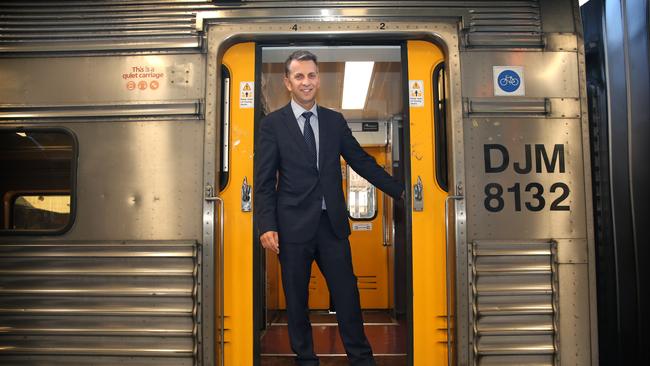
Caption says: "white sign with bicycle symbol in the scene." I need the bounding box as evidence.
[493,66,525,96]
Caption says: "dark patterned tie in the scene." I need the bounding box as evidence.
[301,111,317,167]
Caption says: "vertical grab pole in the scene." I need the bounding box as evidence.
[204,186,224,366]
[445,194,463,366]
[214,196,225,366]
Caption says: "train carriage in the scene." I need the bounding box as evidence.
[0,1,621,365]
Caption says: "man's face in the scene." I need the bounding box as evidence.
[284,59,320,109]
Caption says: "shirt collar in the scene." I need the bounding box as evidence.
[290,99,318,120]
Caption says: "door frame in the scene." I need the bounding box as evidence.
[203,19,467,366]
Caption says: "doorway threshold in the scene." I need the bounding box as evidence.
[261,310,407,358]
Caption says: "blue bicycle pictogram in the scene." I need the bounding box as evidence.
[497,70,521,93]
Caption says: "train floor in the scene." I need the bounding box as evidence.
[260,310,407,365]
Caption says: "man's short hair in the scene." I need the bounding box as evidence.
[284,50,318,76]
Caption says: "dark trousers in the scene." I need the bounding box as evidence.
[279,211,375,366]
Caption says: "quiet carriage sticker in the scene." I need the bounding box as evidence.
[493,66,525,96]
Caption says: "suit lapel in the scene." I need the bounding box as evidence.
[280,103,314,167]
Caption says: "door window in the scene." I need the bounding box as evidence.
[347,166,377,220]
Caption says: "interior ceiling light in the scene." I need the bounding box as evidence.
[341,61,374,110]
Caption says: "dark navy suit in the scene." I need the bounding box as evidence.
[254,103,403,366]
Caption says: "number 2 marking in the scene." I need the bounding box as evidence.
[550,183,570,211]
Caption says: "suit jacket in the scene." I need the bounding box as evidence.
[254,103,403,243]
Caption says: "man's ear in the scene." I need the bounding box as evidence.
[283,76,292,91]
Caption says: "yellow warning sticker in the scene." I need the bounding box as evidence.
[240,81,254,108]
[409,80,424,107]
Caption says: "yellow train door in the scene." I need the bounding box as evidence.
[406,40,450,365]
[219,42,256,366]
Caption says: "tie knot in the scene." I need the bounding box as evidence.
[302,111,313,121]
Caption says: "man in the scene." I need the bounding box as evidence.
[254,50,404,366]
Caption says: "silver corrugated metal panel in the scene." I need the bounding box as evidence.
[477,335,555,354]
[471,240,559,366]
[473,242,552,257]
[2,1,544,52]
[474,256,552,275]
[479,354,554,366]
[465,1,543,48]
[0,102,201,119]
[477,295,553,316]
[475,274,552,295]
[476,315,554,335]
[0,241,200,365]
[0,1,209,52]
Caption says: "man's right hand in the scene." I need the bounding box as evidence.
[260,231,280,254]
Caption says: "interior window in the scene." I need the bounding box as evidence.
[0,129,75,234]
[347,166,377,220]
[433,62,449,191]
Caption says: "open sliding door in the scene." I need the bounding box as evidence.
[218,42,256,366]
[406,40,451,366]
